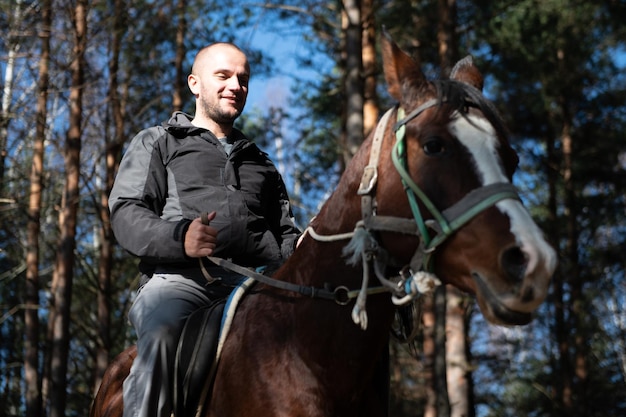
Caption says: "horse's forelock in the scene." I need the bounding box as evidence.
[431,80,508,138]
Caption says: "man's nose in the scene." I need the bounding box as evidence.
[227,76,242,91]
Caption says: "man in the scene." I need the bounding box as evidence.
[109,42,301,417]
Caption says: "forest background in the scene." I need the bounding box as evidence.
[1,0,625,416]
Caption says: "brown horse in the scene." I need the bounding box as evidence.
[91,32,557,417]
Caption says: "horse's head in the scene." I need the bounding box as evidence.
[368,33,557,325]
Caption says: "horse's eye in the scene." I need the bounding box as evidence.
[423,138,445,155]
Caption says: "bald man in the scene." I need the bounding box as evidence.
[109,42,301,417]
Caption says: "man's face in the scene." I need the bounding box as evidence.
[189,45,250,125]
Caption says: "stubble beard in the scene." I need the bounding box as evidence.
[200,98,243,126]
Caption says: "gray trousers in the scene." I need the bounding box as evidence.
[123,268,243,417]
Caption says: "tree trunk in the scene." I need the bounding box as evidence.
[548,124,570,412]
[446,288,470,417]
[437,0,457,76]
[45,1,86,416]
[25,0,52,416]
[361,0,378,137]
[558,110,575,414]
[434,286,451,417]
[423,294,437,417]
[341,0,364,164]
[94,0,125,392]
[436,1,464,416]
[560,90,587,416]
[0,0,24,196]
[172,0,186,112]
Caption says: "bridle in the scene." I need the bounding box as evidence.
[309,98,522,328]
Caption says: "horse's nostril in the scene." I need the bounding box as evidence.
[501,246,528,282]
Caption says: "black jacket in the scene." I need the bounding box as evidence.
[109,112,301,275]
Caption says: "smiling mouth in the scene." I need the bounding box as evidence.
[472,272,532,325]
[221,94,241,102]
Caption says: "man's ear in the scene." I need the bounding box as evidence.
[188,73,200,96]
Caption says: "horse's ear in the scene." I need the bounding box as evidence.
[450,55,484,91]
[381,29,426,102]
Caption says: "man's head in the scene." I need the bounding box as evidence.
[188,43,250,134]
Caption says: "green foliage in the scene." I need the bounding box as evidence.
[462,1,626,416]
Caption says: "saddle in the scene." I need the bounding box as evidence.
[172,276,256,417]
[173,299,225,417]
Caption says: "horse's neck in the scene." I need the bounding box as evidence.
[284,146,374,286]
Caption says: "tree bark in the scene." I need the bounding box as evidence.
[437,0,457,76]
[361,0,378,138]
[25,0,52,416]
[341,0,364,164]
[45,0,87,415]
[446,288,470,417]
[436,1,463,416]
[172,0,186,112]
[560,91,587,416]
[94,0,126,393]
[434,286,451,417]
[423,294,437,417]
[0,0,24,196]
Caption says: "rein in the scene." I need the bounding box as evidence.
[205,255,385,305]
[198,214,366,305]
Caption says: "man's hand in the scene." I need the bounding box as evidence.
[184,211,218,258]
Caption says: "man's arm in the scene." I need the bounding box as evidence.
[109,128,191,263]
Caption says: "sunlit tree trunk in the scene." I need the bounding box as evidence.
[45,1,87,416]
[0,0,23,196]
[362,0,378,137]
[172,0,186,112]
[434,286,451,417]
[432,1,464,416]
[423,293,437,417]
[341,0,364,164]
[94,0,125,392]
[446,289,471,417]
[437,0,457,76]
[25,0,52,416]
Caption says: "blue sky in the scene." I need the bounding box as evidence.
[240,23,329,112]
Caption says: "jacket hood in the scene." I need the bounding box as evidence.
[162,112,204,138]
[162,111,248,143]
